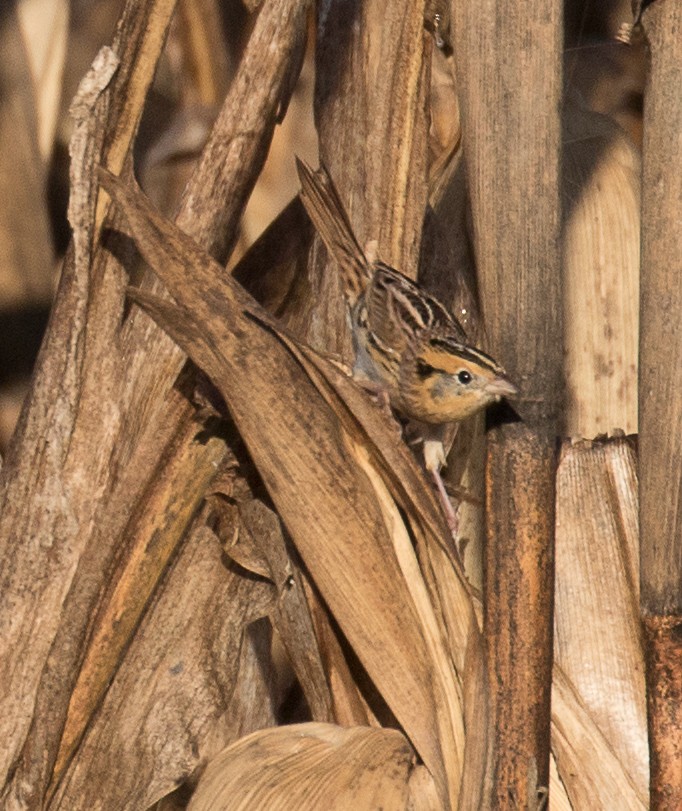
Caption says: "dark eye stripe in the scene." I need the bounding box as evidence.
[416,359,448,379]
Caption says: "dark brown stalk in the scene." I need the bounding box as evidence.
[638,2,682,808]
[451,2,563,806]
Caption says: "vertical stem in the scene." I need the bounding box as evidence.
[638,2,682,807]
[452,1,563,805]
[485,427,557,805]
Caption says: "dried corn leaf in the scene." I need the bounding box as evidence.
[298,567,380,728]
[187,723,419,811]
[407,763,444,810]
[99,169,473,804]
[548,754,575,811]
[553,437,647,805]
[257,315,488,795]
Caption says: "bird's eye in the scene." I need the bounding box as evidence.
[457,370,472,385]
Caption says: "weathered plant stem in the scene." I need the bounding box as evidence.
[638,2,682,807]
[452,1,563,805]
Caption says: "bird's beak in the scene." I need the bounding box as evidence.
[484,375,518,398]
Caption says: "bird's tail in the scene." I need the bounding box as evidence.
[296,157,371,304]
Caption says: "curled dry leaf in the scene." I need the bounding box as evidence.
[97,168,482,806]
[187,723,420,811]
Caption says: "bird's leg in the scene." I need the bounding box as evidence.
[430,464,460,538]
[421,425,460,542]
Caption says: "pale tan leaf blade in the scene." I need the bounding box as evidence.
[17,0,69,159]
[554,437,648,805]
[552,667,646,810]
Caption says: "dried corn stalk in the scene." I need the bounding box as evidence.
[0,0,657,809]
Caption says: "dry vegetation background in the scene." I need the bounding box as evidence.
[0,0,679,809]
